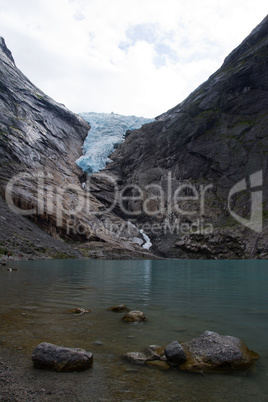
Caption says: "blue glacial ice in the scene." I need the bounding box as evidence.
[76,112,154,174]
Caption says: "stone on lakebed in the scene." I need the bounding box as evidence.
[123,352,147,365]
[122,310,147,322]
[32,342,93,372]
[65,307,91,314]
[108,304,130,312]
[146,360,170,371]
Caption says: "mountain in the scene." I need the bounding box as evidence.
[1,15,268,260]
[91,15,268,259]
[0,37,154,259]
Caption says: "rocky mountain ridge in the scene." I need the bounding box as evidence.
[0,37,154,259]
[1,15,268,260]
[91,15,268,258]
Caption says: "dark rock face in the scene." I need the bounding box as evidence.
[0,37,156,259]
[164,341,186,364]
[92,15,268,259]
[180,331,260,373]
[0,36,87,243]
[32,342,93,372]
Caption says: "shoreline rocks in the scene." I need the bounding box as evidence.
[180,331,260,373]
[123,331,260,374]
[32,343,93,372]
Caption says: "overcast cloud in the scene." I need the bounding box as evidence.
[0,0,267,117]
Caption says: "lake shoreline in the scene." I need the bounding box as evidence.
[0,346,111,401]
[1,259,267,400]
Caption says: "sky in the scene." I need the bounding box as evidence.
[0,0,267,118]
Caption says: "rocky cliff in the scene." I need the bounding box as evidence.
[1,14,268,260]
[92,15,268,259]
[0,37,154,259]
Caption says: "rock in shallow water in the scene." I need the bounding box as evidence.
[32,343,93,372]
[122,310,147,322]
[108,304,130,312]
[65,308,91,315]
[180,331,260,373]
[164,341,186,364]
[146,360,170,371]
[123,352,147,365]
[123,331,259,374]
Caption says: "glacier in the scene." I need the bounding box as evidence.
[76,112,154,174]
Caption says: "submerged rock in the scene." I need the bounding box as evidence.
[108,304,130,312]
[122,310,147,322]
[164,341,186,365]
[32,342,93,372]
[180,331,260,373]
[65,308,91,315]
[146,360,170,371]
[123,352,147,365]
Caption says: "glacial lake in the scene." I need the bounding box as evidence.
[1,259,268,401]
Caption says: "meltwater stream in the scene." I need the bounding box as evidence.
[76,112,153,174]
[1,259,268,401]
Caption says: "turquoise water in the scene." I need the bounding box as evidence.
[1,259,268,401]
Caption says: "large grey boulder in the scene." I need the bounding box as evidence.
[180,331,259,373]
[32,342,93,372]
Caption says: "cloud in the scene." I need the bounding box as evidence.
[0,0,267,116]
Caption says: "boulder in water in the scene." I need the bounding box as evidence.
[164,341,187,365]
[108,304,129,312]
[122,310,147,322]
[32,342,93,372]
[180,331,260,373]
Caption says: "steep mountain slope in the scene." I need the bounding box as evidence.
[0,37,154,259]
[92,15,268,259]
